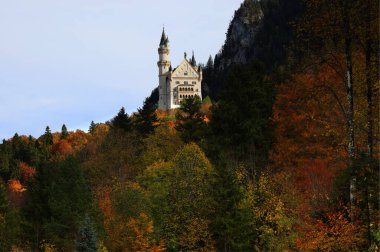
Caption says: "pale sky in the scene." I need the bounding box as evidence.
[0,0,242,139]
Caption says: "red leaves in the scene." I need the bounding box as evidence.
[270,63,347,172]
[296,206,364,251]
[296,159,334,212]
[52,139,73,157]
[270,63,360,250]
[19,162,36,181]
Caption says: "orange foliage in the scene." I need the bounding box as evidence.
[270,64,347,172]
[270,64,361,249]
[95,186,122,250]
[296,159,334,212]
[126,213,165,252]
[296,206,364,251]
[8,180,26,193]
[156,109,175,120]
[167,121,176,129]
[7,179,26,209]
[18,162,36,181]
[96,186,112,218]
[67,130,89,152]
[52,139,73,157]
[51,132,61,144]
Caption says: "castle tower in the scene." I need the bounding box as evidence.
[158,28,171,110]
[157,29,202,110]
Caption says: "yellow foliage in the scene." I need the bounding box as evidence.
[126,213,165,252]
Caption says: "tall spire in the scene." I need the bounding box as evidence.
[160,27,167,46]
[159,27,169,46]
[190,51,197,66]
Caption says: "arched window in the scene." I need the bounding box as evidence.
[191,88,194,91]
[180,95,182,98]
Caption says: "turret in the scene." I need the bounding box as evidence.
[158,28,171,110]
[190,51,197,67]
[157,28,170,75]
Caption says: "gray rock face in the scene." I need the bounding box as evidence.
[217,0,263,70]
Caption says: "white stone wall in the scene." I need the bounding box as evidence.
[157,43,202,110]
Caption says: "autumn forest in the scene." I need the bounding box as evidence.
[0,0,379,251]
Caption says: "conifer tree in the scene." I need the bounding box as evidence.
[89,121,96,135]
[206,55,214,70]
[175,95,207,144]
[210,160,255,251]
[23,158,93,250]
[111,107,132,132]
[75,215,98,252]
[61,124,68,140]
[134,97,159,136]
[0,179,20,250]
[209,61,273,177]
[42,126,53,146]
[0,179,10,249]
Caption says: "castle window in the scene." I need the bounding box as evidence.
[176,81,180,84]
[184,81,188,84]
[192,81,196,84]
[180,95,182,98]
[184,72,188,76]
[191,88,194,91]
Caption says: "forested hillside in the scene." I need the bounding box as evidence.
[0,0,379,251]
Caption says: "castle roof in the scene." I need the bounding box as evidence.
[159,28,169,46]
[171,58,200,78]
[190,51,197,67]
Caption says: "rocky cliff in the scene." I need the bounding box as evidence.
[202,0,303,99]
[215,0,263,70]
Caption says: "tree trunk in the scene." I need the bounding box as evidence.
[364,0,375,245]
[341,0,356,221]
[365,8,373,159]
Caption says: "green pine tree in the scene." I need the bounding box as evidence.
[75,215,98,252]
[0,179,21,251]
[23,158,94,250]
[175,95,208,144]
[61,124,68,140]
[89,121,96,135]
[42,126,53,146]
[206,55,214,70]
[209,61,273,175]
[134,97,159,136]
[111,107,132,132]
[210,160,255,251]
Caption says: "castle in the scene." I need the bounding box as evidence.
[157,29,202,110]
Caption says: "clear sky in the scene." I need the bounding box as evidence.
[0,0,242,140]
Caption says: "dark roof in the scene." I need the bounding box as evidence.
[160,28,169,46]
